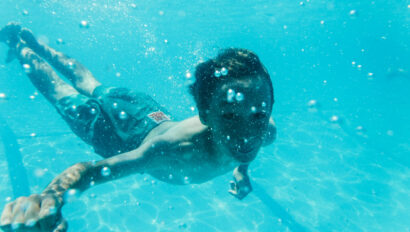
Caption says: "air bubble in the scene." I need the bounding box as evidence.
[30,132,36,137]
[220,67,228,76]
[22,10,29,16]
[307,99,318,107]
[101,166,111,177]
[119,111,128,120]
[34,168,45,177]
[386,130,394,136]
[112,102,118,109]
[56,38,64,45]
[356,126,366,134]
[184,176,190,184]
[79,20,90,29]
[68,61,75,70]
[214,70,221,77]
[168,174,173,180]
[90,108,97,115]
[227,89,235,102]
[64,189,80,203]
[349,10,357,16]
[330,115,339,123]
[226,135,230,141]
[235,92,244,102]
[0,93,6,99]
[251,106,257,112]
[261,101,267,107]
[29,95,35,100]
[185,72,192,78]
[22,64,31,73]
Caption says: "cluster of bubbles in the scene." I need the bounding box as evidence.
[352,61,375,79]
[214,67,228,78]
[227,89,244,103]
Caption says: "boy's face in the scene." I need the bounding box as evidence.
[206,76,273,164]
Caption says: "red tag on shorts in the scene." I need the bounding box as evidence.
[147,111,170,124]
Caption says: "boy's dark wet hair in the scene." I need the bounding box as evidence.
[189,48,274,120]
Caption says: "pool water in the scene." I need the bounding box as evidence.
[0,0,409,231]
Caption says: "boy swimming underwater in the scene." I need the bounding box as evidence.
[0,23,276,232]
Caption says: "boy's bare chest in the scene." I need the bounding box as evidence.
[147,142,237,185]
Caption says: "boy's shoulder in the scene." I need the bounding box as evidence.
[159,116,208,144]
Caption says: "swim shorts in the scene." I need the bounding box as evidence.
[55,86,171,157]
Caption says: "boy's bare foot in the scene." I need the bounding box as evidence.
[0,22,21,46]
[0,22,24,63]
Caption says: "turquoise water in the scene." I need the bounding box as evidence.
[0,0,409,231]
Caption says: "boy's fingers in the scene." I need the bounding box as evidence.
[39,196,59,218]
[11,197,30,224]
[23,196,42,228]
[39,196,62,231]
[0,202,14,226]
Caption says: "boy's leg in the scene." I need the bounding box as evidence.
[16,42,79,104]
[19,28,101,97]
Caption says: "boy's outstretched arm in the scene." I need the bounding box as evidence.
[0,137,167,232]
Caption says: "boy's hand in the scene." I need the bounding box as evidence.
[228,166,252,200]
[0,193,67,232]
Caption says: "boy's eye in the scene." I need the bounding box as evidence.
[222,113,236,120]
[253,112,267,120]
